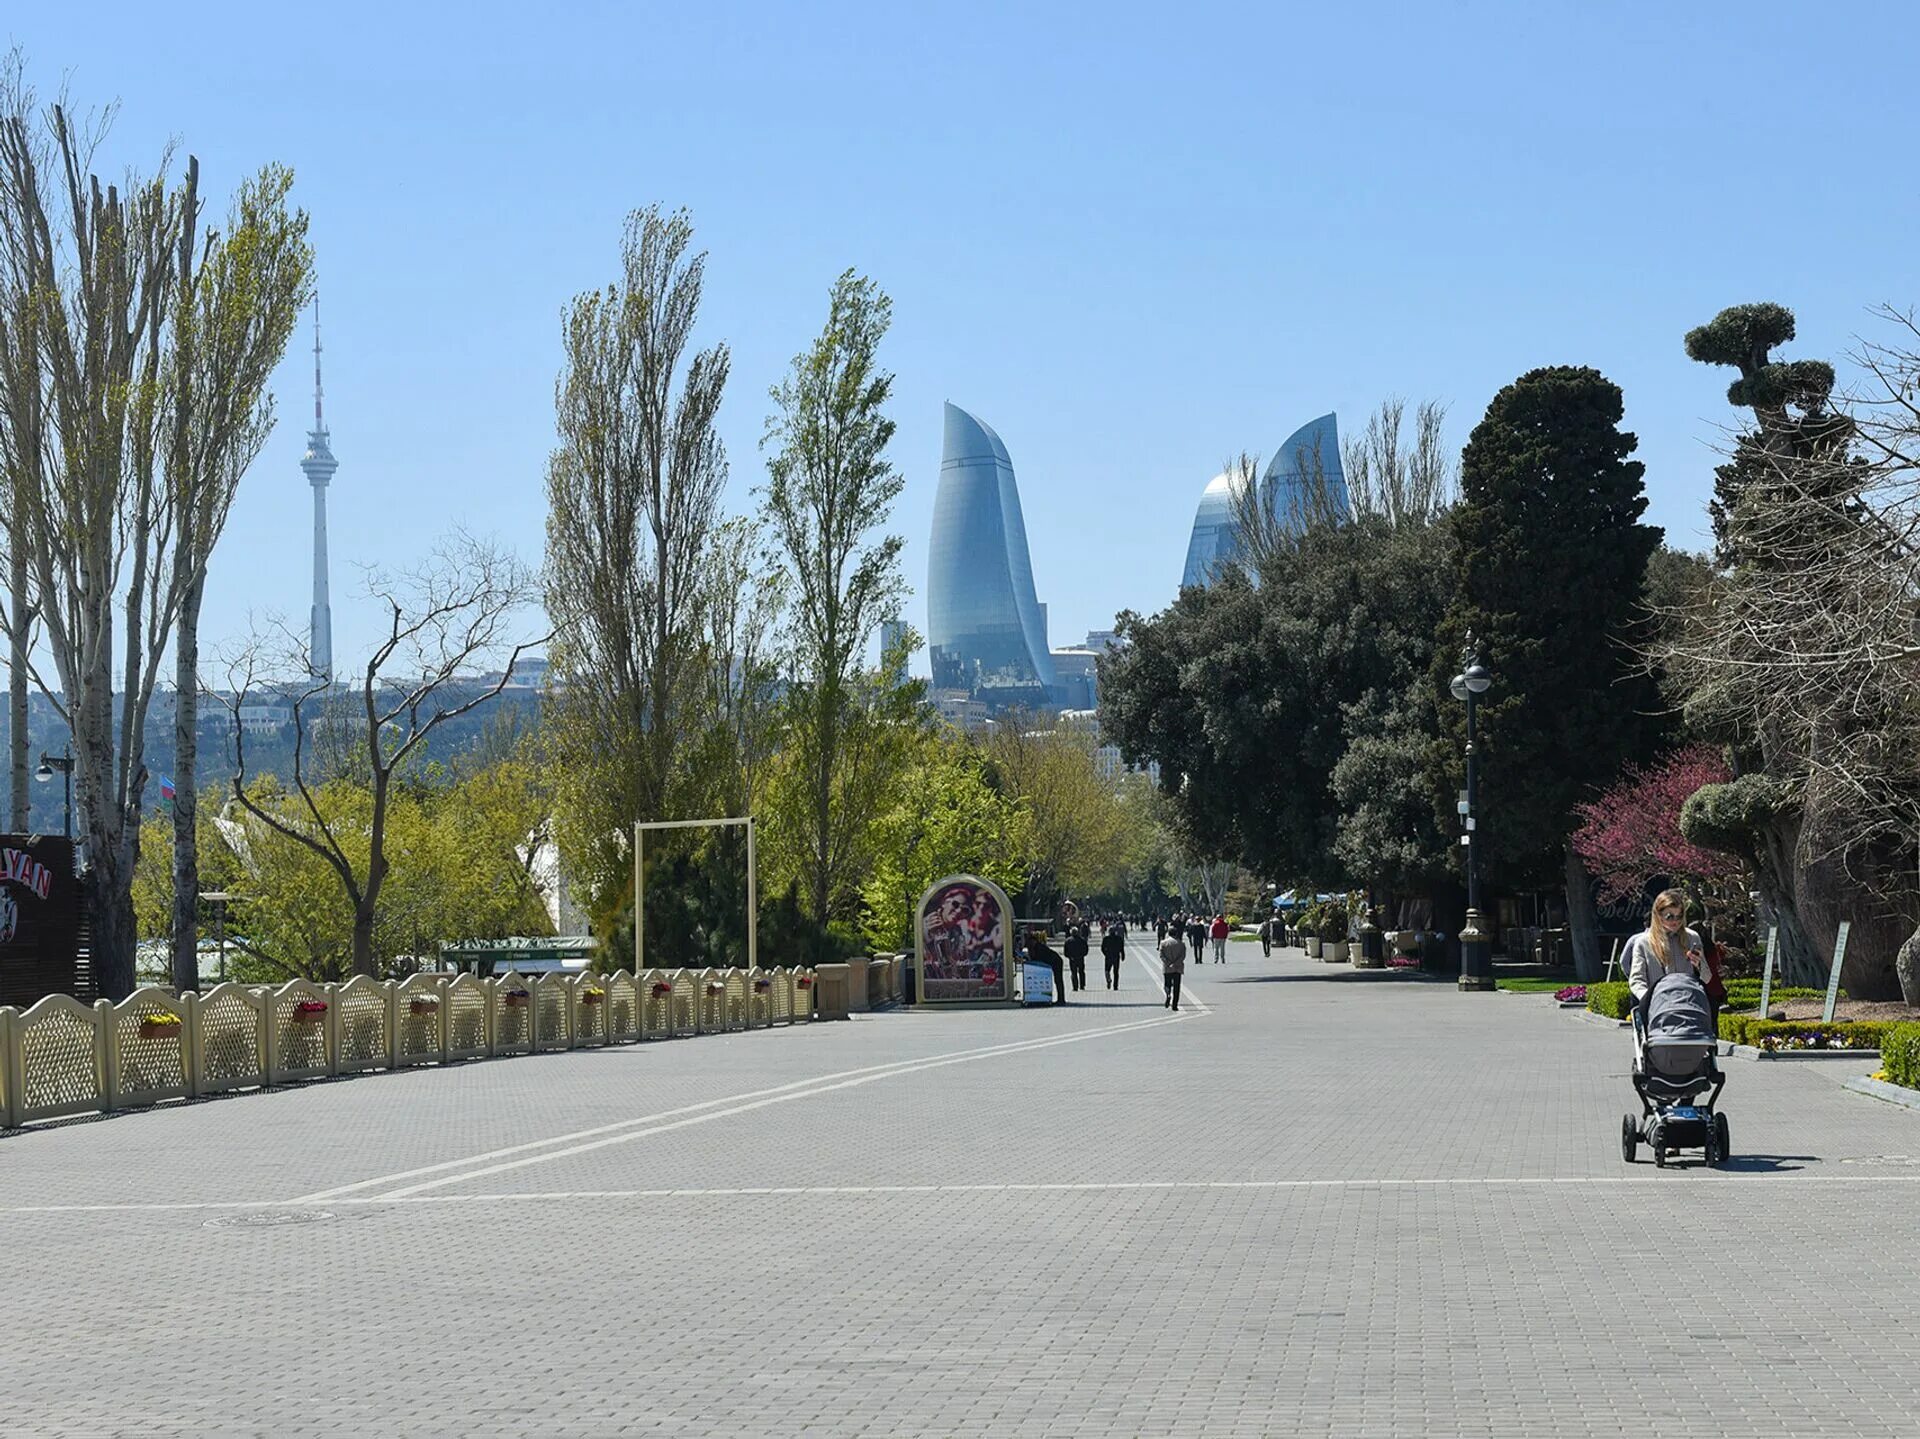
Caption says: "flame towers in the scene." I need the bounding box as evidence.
[927,403,1054,708]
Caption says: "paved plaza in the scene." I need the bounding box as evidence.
[5,935,1920,1437]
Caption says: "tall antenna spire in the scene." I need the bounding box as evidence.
[301,293,337,684]
[313,296,325,428]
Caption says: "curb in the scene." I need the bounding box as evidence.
[1843,1075,1920,1111]
[1573,1009,1630,1030]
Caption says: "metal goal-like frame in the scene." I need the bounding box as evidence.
[632,816,757,973]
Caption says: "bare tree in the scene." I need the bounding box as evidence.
[221,534,546,976]
[166,165,312,992]
[545,205,729,905]
[1342,397,1456,526]
[0,72,189,998]
[1222,424,1348,583]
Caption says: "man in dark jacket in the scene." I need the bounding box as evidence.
[1026,928,1067,1005]
[1064,922,1089,991]
[1100,922,1126,990]
[1187,916,1208,964]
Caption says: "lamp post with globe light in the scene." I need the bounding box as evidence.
[1450,642,1493,990]
[34,747,73,839]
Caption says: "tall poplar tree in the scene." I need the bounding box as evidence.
[761,270,905,924]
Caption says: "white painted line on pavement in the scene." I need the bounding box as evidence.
[8,1170,1920,1217]
[289,1009,1184,1204]
[370,1011,1186,1200]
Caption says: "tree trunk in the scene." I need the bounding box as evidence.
[352,905,376,978]
[8,540,26,831]
[171,578,204,993]
[812,684,834,923]
[1564,845,1602,982]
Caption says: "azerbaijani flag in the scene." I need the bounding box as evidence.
[159,775,176,803]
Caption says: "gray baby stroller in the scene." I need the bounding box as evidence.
[1621,972,1729,1168]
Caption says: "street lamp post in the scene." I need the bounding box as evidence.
[1450,643,1493,991]
[34,747,73,840]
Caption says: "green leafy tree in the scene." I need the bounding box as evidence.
[1433,365,1664,979]
[861,734,1031,951]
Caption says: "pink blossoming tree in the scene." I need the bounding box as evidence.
[1571,745,1746,905]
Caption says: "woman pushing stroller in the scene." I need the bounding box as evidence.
[1626,890,1706,1013]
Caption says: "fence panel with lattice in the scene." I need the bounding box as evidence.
[604,970,639,1043]
[13,993,104,1123]
[335,977,391,1074]
[494,971,534,1055]
[194,984,267,1096]
[396,976,447,1067]
[574,975,609,1046]
[444,975,490,1059]
[111,988,190,1107]
[269,981,335,1081]
[670,970,698,1037]
[535,974,572,1053]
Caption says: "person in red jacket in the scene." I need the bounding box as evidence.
[1209,914,1230,964]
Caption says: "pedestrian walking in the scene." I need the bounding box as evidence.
[1064,921,1089,992]
[1159,928,1187,1010]
[1187,916,1207,964]
[1101,922,1125,990]
[1156,915,1168,943]
[1210,913,1230,964]
[1258,913,1274,958]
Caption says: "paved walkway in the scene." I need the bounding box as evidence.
[5,936,1920,1437]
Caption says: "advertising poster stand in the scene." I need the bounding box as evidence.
[914,874,1020,1008]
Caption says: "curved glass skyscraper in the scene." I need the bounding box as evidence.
[928,403,1054,707]
[1180,412,1350,588]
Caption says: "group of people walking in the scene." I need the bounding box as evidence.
[1023,909,1241,1013]
[1053,916,1133,994]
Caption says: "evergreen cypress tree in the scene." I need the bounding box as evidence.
[1434,366,1663,975]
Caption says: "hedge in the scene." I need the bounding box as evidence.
[1586,983,1633,1020]
[1721,981,1825,1007]
[1716,1016,1890,1051]
[1882,1023,1920,1088]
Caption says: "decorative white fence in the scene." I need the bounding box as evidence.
[0,966,816,1131]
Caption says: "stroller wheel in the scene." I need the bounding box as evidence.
[1653,1144,1667,1169]
[1714,1112,1730,1166]
[1620,1113,1638,1163]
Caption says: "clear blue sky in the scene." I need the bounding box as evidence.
[8,1,1917,675]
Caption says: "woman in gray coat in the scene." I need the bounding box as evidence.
[1626,889,1705,1010]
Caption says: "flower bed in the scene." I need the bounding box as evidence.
[408,997,440,1016]
[138,1013,183,1039]
[1386,954,1420,969]
[291,1000,329,1024]
[1717,1015,1890,1051]
[580,987,606,1005]
[501,989,531,1008]
[649,981,673,997]
[1554,985,1587,1005]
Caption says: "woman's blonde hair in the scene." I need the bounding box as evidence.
[1643,888,1691,965]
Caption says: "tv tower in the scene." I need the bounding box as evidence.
[300,299,336,683]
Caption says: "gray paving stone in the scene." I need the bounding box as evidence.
[2,936,1917,1436]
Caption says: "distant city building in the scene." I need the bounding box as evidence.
[1181,413,1350,589]
[927,403,1054,711]
[1081,629,1121,653]
[879,620,912,683]
[930,688,994,735]
[1049,647,1100,711]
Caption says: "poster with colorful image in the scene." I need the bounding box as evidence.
[915,875,1015,1004]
